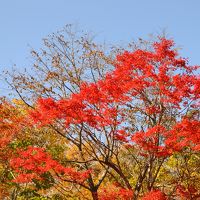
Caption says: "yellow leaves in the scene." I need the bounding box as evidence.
[11,98,29,114]
[190,171,200,179]
[65,145,78,160]
[45,72,59,81]
[12,98,24,106]
[165,155,177,168]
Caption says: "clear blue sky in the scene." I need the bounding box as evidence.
[0,0,200,93]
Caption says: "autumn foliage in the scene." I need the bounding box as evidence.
[10,146,91,183]
[141,190,167,200]
[1,29,199,200]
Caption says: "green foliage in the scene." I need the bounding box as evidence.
[9,139,33,150]
[19,189,40,199]
[33,172,55,190]
[47,145,65,160]
[51,194,65,200]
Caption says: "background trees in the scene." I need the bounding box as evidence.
[1,26,200,199]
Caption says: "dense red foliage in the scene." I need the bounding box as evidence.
[10,146,91,183]
[99,185,133,200]
[7,37,199,199]
[176,184,200,199]
[30,38,199,157]
[142,190,167,200]
[165,118,200,151]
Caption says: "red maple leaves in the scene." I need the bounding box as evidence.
[164,118,200,151]
[142,190,167,200]
[8,37,199,199]
[10,146,91,184]
[99,184,133,200]
[30,37,199,156]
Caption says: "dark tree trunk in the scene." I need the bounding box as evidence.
[133,163,150,200]
[91,191,98,200]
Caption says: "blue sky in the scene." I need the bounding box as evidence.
[0,0,200,93]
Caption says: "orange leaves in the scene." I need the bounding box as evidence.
[0,102,19,147]
[99,184,133,200]
[0,100,28,162]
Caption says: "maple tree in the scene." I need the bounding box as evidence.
[0,99,28,199]
[0,99,82,199]
[1,26,199,199]
[28,37,199,199]
[141,190,167,200]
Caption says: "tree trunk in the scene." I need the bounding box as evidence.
[91,191,98,200]
[133,163,149,200]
